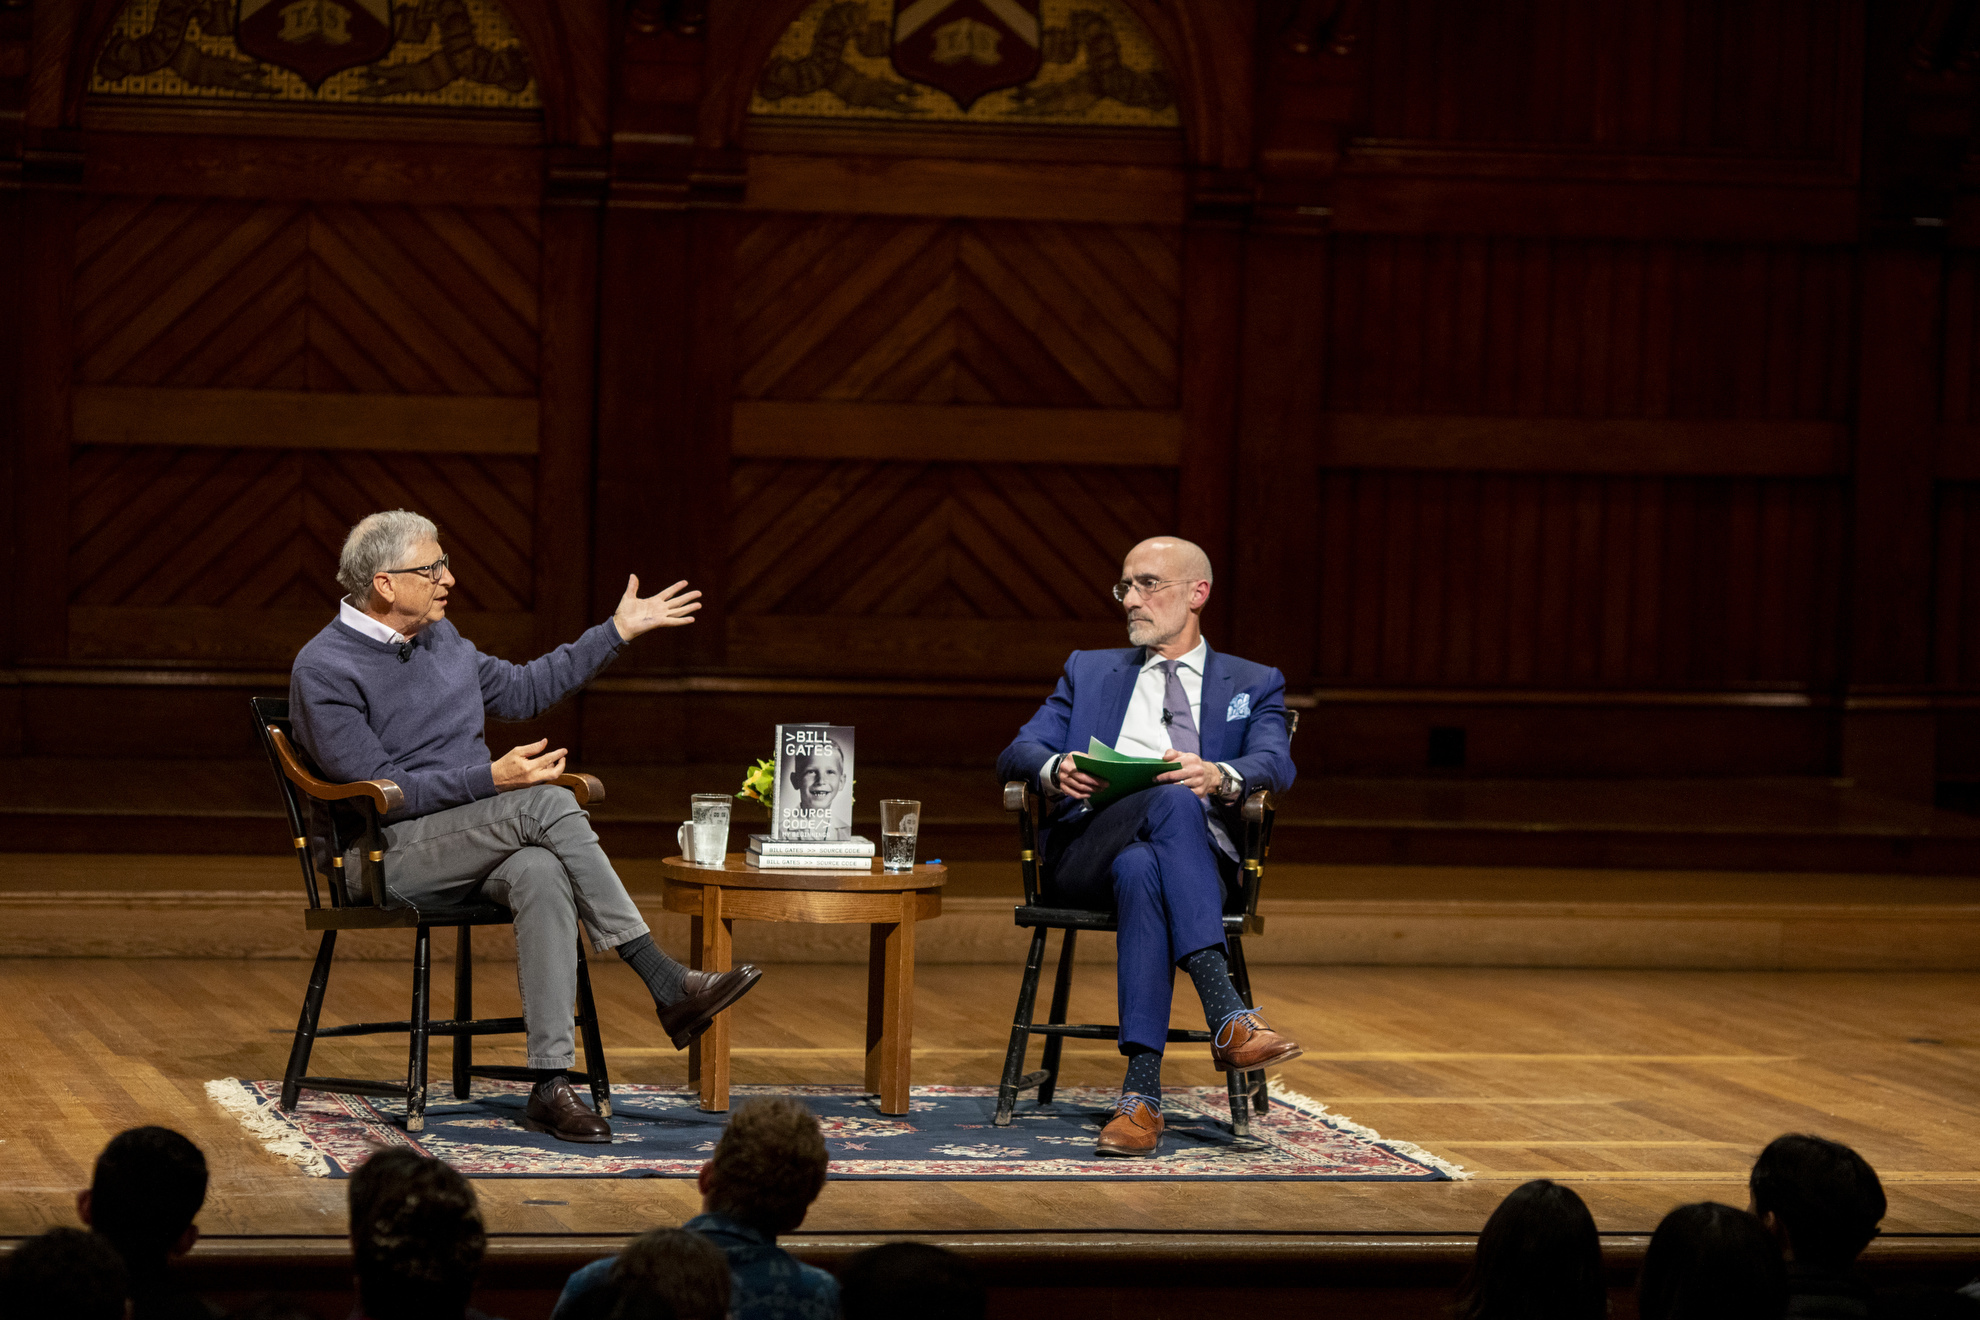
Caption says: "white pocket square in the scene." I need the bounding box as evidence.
[1226,693,1251,721]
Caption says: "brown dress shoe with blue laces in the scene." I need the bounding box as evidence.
[1094,1094,1164,1158]
[1210,1010,1303,1072]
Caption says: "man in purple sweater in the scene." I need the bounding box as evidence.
[290,510,761,1142]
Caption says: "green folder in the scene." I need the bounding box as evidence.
[1070,737,1173,809]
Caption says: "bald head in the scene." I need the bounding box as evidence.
[1126,537,1212,585]
[1118,536,1212,655]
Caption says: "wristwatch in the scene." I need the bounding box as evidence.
[1216,764,1239,801]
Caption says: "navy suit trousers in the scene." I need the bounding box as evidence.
[1046,783,1237,1053]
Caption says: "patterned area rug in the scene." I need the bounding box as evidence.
[207,1079,1465,1181]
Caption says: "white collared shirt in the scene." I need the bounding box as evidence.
[339,598,409,646]
[1118,636,1211,759]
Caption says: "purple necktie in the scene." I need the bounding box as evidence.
[1159,659,1200,755]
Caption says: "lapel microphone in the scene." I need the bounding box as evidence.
[397,643,413,663]
[1161,709,1173,725]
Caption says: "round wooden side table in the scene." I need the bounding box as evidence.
[659,855,947,1115]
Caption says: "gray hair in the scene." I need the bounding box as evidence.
[337,510,438,599]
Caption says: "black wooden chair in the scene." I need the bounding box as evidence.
[992,709,1298,1139]
[250,696,612,1132]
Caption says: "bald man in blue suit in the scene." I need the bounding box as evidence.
[997,536,1301,1158]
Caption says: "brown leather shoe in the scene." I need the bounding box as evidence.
[1210,1011,1304,1071]
[658,965,764,1049]
[521,1077,611,1144]
[1094,1094,1164,1158]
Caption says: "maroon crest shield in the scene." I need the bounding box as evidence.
[237,0,394,88]
[891,0,1043,111]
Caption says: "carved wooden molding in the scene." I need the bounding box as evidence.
[73,388,539,453]
[732,401,1179,465]
[707,0,1252,169]
[1322,415,1850,478]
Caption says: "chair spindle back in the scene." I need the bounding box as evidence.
[249,696,395,909]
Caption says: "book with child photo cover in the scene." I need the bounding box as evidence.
[771,723,855,842]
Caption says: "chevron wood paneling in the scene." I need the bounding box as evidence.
[729,459,1176,620]
[73,198,540,395]
[1315,470,1847,687]
[734,215,1180,409]
[68,446,536,612]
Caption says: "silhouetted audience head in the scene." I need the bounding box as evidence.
[1638,1201,1785,1320]
[839,1242,987,1320]
[1456,1179,1606,1320]
[563,1229,732,1320]
[82,1126,209,1275]
[701,1097,830,1235]
[348,1149,486,1320]
[3,1225,130,1320]
[1748,1133,1886,1271]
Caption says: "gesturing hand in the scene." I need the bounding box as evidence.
[612,575,702,642]
[1155,749,1218,799]
[493,738,568,792]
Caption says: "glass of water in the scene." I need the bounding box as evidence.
[690,793,731,866]
[880,799,920,872]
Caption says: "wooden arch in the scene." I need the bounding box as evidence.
[699,0,1255,170]
[58,0,588,144]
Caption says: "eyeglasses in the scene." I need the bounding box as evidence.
[1112,575,1191,603]
[385,555,450,583]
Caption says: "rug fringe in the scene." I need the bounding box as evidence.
[1264,1076,1472,1180]
[205,1079,331,1178]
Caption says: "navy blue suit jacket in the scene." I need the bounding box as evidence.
[996,645,1296,851]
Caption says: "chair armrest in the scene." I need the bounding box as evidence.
[557,772,604,807]
[1242,788,1273,823]
[266,726,404,815]
[1004,780,1031,812]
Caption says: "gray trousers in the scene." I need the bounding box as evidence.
[375,784,650,1069]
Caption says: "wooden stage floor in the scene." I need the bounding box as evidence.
[5,956,1980,1243]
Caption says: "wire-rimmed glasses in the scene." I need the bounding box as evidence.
[1111,575,1190,603]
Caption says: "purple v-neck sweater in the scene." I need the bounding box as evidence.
[289,615,627,822]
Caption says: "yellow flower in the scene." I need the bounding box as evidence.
[736,757,776,804]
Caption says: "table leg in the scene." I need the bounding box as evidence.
[864,924,885,1094]
[865,891,917,1115]
[690,886,732,1113]
[687,912,704,1089]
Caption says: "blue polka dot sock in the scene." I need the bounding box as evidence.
[1121,1045,1163,1101]
[1179,945,1247,1026]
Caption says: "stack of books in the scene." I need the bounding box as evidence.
[744,834,876,870]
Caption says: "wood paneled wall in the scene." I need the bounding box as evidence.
[8,0,1980,790]
[734,216,1181,408]
[74,200,542,394]
[725,212,1185,676]
[1363,0,1857,154]
[1327,237,1855,421]
[55,196,547,663]
[1313,472,1847,687]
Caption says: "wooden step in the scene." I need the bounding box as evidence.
[8,760,1980,875]
[6,854,1976,969]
